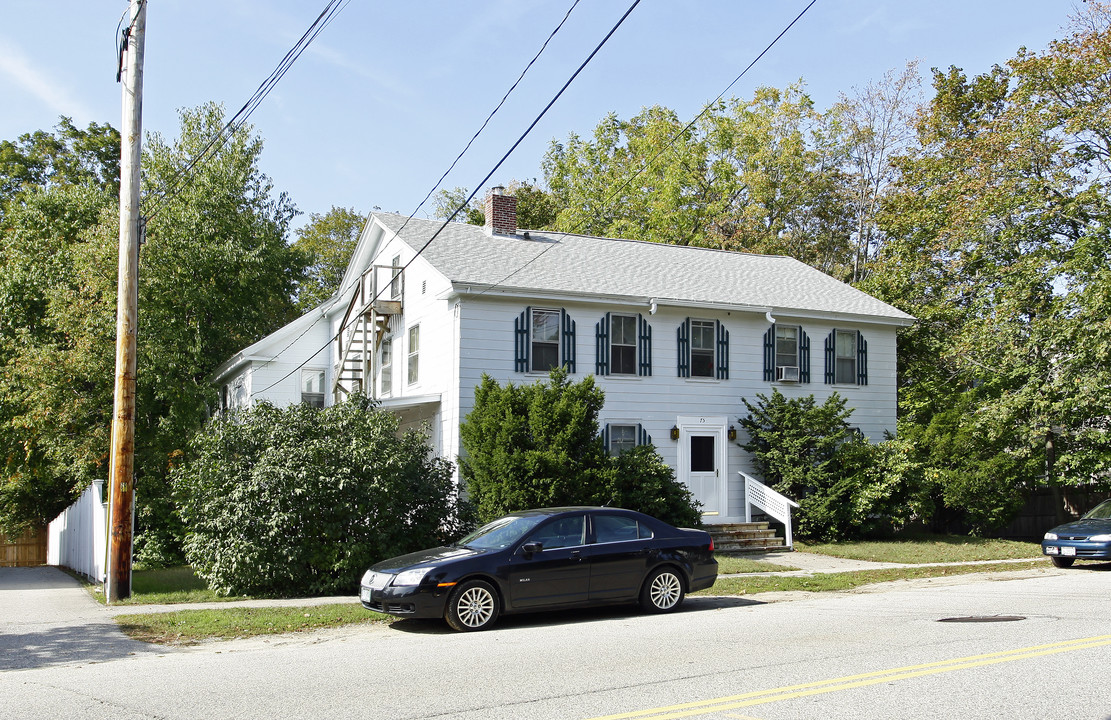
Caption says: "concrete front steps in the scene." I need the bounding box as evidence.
[708,522,789,554]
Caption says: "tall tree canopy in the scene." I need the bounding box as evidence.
[0,104,306,552]
[865,4,1111,526]
[292,206,364,312]
[540,79,918,282]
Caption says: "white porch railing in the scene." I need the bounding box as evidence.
[47,479,107,582]
[740,471,800,549]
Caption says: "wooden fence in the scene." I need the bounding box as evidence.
[0,526,49,567]
[995,486,1111,540]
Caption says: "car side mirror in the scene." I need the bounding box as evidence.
[521,542,542,555]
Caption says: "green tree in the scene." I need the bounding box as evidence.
[0,117,120,209]
[0,104,307,549]
[432,180,559,230]
[292,206,364,311]
[174,396,459,597]
[867,6,1111,529]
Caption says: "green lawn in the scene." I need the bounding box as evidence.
[115,603,386,645]
[796,536,1043,564]
[105,538,1051,645]
[715,556,796,574]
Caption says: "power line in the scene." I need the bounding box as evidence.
[253,0,642,396]
[141,0,349,221]
[237,0,582,393]
[472,0,820,297]
[256,0,817,397]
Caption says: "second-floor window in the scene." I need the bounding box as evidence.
[531,308,560,372]
[514,306,577,373]
[677,318,728,379]
[823,329,868,385]
[763,324,811,383]
[594,313,652,376]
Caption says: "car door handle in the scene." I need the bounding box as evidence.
[570,550,581,560]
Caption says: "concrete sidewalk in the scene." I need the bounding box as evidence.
[730,550,1044,576]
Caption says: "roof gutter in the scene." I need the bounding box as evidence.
[446,283,915,327]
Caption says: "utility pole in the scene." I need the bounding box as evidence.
[107,0,146,603]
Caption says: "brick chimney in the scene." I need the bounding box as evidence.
[484,186,517,236]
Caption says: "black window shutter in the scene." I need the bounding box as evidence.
[637,423,651,446]
[857,331,868,386]
[561,309,576,373]
[716,320,729,380]
[800,328,811,383]
[514,307,531,372]
[763,325,775,381]
[595,313,610,375]
[602,424,610,450]
[824,329,835,384]
[677,318,690,377]
[638,314,652,376]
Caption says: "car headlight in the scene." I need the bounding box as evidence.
[1088,534,1111,542]
[391,568,431,587]
[1043,532,1058,540]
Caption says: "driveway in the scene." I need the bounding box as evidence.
[0,566,158,671]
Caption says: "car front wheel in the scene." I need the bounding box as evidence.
[640,567,685,613]
[445,579,500,631]
[1051,556,1075,569]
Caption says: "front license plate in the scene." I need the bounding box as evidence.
[360,587,371,602]
[1062,546,1076,556]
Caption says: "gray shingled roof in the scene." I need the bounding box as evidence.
[373,212,913,323]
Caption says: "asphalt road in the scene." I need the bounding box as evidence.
[2,563,1109,720]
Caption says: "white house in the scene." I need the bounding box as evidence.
[213,189,914,527]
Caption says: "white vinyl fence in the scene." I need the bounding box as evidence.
[47,479,107,582]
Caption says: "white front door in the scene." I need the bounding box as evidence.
[676,416,728,519]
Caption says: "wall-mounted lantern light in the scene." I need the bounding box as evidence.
[670,425,680,441]
[728,425,737,441]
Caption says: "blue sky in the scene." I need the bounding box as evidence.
[0,1,1076,232]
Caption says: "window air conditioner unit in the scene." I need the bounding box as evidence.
[776,366,800,382]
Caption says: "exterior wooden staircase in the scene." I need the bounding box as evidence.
[708,521,789,554]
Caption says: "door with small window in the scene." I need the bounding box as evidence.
[676,416,727,518]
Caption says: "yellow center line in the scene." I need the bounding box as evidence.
[585,634,1111,720]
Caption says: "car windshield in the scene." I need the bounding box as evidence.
[456,514,548,550]
[1082,500,1111,520]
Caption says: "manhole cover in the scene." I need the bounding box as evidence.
[937,616,1026,623]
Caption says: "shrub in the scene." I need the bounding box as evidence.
[459,369,701,527]
[173,396,460,597]
[739,390,931,540]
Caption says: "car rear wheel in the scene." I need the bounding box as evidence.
[445,579,500,631]
[640,567,685,613]
[1051,556,1075,568]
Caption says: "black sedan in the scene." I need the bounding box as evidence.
[359,506,718,631]
[1042,498,1111,568]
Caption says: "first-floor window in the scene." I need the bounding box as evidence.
[605,423,650,456]
[407,325,420,385]
[301,369,325,408]
[380,337,393,396]
[608,424,638,456]
[690,320,715,377]
[835,329,856,384]
[531,308,560,372]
